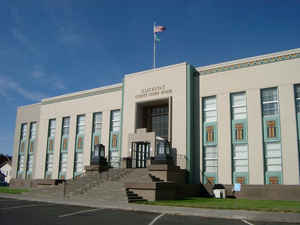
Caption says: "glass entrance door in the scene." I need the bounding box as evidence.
[132,142,150,168]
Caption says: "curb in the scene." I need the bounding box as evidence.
[0,193,299,223]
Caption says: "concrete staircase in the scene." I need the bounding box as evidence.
[71,168,152,203]
[22,168,154,203]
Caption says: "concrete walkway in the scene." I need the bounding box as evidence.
[0,193,299,224]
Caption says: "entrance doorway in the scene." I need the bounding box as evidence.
[131,142,150,168]
[136,100,169,140]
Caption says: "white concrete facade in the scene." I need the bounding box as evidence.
[11,48,300,185]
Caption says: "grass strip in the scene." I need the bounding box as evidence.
[137,197,300,213]
[0,187,29,194]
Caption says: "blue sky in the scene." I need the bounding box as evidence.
[0,0,300,155]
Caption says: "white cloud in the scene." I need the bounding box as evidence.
[31,66,67,91]
[0,75,46,101]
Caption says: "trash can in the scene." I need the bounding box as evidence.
[212,184,226,199]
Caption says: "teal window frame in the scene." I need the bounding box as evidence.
[109,110,121,168]
[202,96,218,184]
[232,144,249,184]
[202,145,218,184]
[45,119,56,178]
[203,122,218,146]
[26,122,36,178]
[59,117,70,178]
[261,87,282,184]
[91,112,103,155]
[231,119,248,144]
[73,115,85,177]
[263,116,281,142]
[230,92,249,184]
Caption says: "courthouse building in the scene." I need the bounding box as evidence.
[11,48,300,185]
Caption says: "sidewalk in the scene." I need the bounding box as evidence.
[1,193,299,223]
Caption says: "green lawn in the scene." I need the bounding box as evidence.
[138,197,300,213]
[0,186,29,194]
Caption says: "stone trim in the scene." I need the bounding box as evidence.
[42,85,122,105]
[199,52,300,75]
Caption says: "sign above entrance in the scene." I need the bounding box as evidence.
[135,85,172,99]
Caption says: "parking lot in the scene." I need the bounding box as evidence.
[0,197,298,225]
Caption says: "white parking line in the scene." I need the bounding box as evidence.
[0,204,47,210]
[148,213,165,225]
[241,219,254,225]
[58,208,102,218]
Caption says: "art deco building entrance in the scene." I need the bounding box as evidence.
[131,142,150,168]
[135,98,171,141]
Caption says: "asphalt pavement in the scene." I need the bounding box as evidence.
[0,197,299,225]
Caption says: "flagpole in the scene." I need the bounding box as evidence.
[153,22,156,69]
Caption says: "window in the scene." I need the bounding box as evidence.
[93,112,103,133]
[202,96,218,184]
[59,153,68,174]
[74,115,85,176]
[45,154,53,173]
[203,97,217,122]
[30,123,36,140]
[151,106,168,139]
[235,123,244,140]
[20,123,27,140]
[74,152,83,174]
[17,155,25,173]
[261,88,279,116]
[111,110,120,132]
[265,142,282,172]
[59,117,70,178]
[231,92,247,120]
[18,123,27,176]
[295,85,300,113]
[46,119,56,177]
[232,144,248,173]
[261,88,282,184]
[48,119,56,137]
[206,126,214,142]
[203,146,217,173]
[76,115,85,134]
[267,120,276,138]
[62,117,70,136]
[27,155,33,172]
[29,122,36,153]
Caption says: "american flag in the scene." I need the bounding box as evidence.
[153,25,166,33]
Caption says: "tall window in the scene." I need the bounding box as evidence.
[203,97,217,122]
[59,117,70,179]
[45,119,56,178]
[111,110,120,132]
[261,87,282,184]
[231,93,247,120]
[26,122,36,178]
[262,88,279,116]
[151,106,168,139]
[74,115,85,176]
[203,96,218,184]
[17,123,27,177]
[295,84,300,113]
[62,117,70,136]
[109,110,121,168]
[231,92,248,184]
[92,113,103,156]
